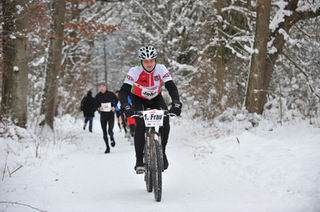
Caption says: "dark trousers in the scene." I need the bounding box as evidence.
[132,95,170,162]
[84,117,93,131]
[100,112,115,148]
[121,113,128,133]
[116,112,128,133]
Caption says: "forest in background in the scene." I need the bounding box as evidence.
[0,0,319,130]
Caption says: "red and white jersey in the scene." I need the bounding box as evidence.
[124,64,173,100]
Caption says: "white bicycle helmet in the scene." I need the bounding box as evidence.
[138,46,158,60]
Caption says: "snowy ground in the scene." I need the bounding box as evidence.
[0,115,320,212]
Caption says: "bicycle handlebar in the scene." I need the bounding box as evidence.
[131,110,176,118]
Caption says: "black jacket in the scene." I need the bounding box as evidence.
[81,91,96,117]
[95,91,118,117]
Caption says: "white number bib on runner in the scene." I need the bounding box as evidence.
[143,110,164,127]
[100,102,112,112]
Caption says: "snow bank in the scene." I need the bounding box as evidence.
[0,115,81,182]
[1,112,319,211]
[173,111,320,212]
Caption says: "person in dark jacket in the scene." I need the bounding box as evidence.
[95,82,118,154]
[81,90,96,132]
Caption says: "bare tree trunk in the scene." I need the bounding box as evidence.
[261,1,320,111]
[1,0,28,127]
[0,3,3,98]
[246,0,320,114]
[215,0,226,99]
[245,0,271,114]
[41,0,65,129]
[247,0,251,8]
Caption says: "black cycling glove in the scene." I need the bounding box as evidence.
[169,101,182,116]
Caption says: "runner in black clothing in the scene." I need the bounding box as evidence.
[95,83,118,154]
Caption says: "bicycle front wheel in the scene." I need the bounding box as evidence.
[144,143,153,193]
[151,128,163,202]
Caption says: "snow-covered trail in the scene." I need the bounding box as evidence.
[1,117,320,212]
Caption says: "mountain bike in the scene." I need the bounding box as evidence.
[133,109,174,202]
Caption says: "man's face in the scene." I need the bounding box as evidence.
[142,59,156,72]
[99,84,107,93]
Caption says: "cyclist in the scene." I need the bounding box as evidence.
[119,46,182,173]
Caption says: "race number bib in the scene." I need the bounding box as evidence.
[141,87,158,100]
[143,110,164,127]
[100,102,112,112]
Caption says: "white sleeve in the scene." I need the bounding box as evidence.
[159,64,173,83]
[124,67,138,85]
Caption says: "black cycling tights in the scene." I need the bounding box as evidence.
[132,95,170,162]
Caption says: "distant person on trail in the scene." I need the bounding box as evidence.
[115,90,128,134]
[95,82,118,154]
[80,90,95,132]
[119,45,182,173]
[124,95,136,141]
[125,95,135,140]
